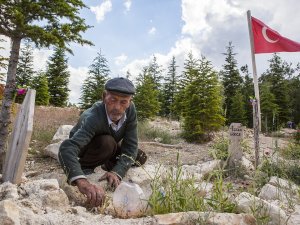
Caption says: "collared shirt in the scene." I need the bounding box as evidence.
[105,105,127,132]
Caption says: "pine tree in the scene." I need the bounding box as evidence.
[173,52,199,118]
[31,72,50,106]
[15,40,35,103]
[260,82,279,132]
[182,56,225,142]
[241,65,254,127]
[162,56,179,118]
[228,89,247,125]
[134,67,160,120]
[0,38,7,82]
[0,0,92,162]
[220,42,243,124]
[46,47,70,107]
[289,64,300,125]
[80,51,110,109]
[260,54,292,126]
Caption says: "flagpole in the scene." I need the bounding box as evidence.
[247,10,261,132]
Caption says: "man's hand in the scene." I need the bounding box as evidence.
[75,178,105,207]
[99,172,121,189]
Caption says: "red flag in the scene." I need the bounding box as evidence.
[251,16,300,53]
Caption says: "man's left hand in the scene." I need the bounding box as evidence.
[99,172,121,189]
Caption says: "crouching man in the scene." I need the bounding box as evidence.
[59,77,147,207]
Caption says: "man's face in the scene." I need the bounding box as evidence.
[104,91,131,123]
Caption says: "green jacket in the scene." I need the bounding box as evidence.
[58,101,138,183]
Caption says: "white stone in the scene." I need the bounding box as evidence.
[113,182,148,218]
[0,182,19,200]
[241,156,255,172]
[0,199,20,225]
[52,125,73,142]
[194,182,213,197]
[182,160,221,180]
[269,176,299,194]
[44,140,63,161]
[236,192,288,225]
[259,183,295,203]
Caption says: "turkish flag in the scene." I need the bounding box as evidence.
[251,16,300,53]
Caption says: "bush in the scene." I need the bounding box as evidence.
[209,136,229,160]
[294,130,300,145]
[281,143,300,160]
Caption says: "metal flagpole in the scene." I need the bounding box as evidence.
[247,10,261,132]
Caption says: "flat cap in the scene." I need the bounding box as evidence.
[105,77,135,95]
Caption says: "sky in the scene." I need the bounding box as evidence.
[1,0,300,104]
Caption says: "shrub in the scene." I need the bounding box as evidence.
[209,136,229,160]
[281,143,300,160]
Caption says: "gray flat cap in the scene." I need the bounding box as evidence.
[105,77,135,95]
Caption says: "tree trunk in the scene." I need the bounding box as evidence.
[0,37,21,172]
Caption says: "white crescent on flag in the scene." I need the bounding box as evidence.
[262,26,279,43]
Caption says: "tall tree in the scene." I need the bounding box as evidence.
[260,82,279,132]
[80,51,110,109]
[260,54,292,126]
[162,56,179,118]
[220,42,243,124]
[228,89,247,125]
[15,40,35,103]
[0,0,92,161]
[0,38,7,82]
[289,64,300,125]
[240,65,254,128]
[46,47,70,107]
[134,67,160,120]
[31,72,50,106]
[182,56,225,142]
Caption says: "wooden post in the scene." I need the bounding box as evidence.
[2,89,36,184]
[252,99,260,169]
[228,123,244,168]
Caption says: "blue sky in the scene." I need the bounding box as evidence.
[1,0,300,104]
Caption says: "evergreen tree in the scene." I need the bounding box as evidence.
[162,56,179,118]
[80,51,110,109]
[241,65,254,127]
[173,52,199,118]
[0,0,92,162]
[46,47,70,107]
[31,72,50,106]
[260,82,279,132]
[15,40,35,103]
[182,56,225,142]
[228,89,247,125]
[260,54,292,126]
[289,64,300,125]
[220,42,243,124]
[134,67,160,120]
[0,38,7,82]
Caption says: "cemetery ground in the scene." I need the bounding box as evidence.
[1,105,300,224]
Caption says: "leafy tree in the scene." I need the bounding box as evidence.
[260,54,292,126]
[220,42,243,124]
[162,56,179,118]
[260,82,279,132]
[228,89,247,125]
[46,47,70,107]
[240,65,254,128]
[80,51,110,109]
[0,0,92,162]
[134,67,160,120]
[182,56,225,142]
[31,72,50,106]
[15,40,35,103]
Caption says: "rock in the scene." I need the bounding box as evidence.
[113,181,148,218]
[269,176,299,194]
[236,192,288,225]
[0,182,19,200]
[52,125,73,142]
[154,211,256,225]
[241,156,255,172]
[258,183,295,203]
[44,140,63,161]
[182,160,221,180]
[194,182,213,197]
[0,199,21,225]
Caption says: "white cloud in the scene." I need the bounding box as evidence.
[124,0,132,12]
[114,54,128,66]
[148,27,156,35]
[68,66,89,104]
[91,0,112,22]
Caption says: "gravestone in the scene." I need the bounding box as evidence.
[228,123,244,168]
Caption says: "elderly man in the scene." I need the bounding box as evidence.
[59,77,147,207]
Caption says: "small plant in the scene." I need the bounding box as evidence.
[281,142,300,160]
[148,154,206,214]
[293,129,300,145]
[209,136,229,160]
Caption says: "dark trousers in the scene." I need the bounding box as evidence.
[78,135,147,172]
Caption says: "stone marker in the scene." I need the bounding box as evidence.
[228,123,243,168]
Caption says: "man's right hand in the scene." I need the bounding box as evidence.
[75,178,105,207]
